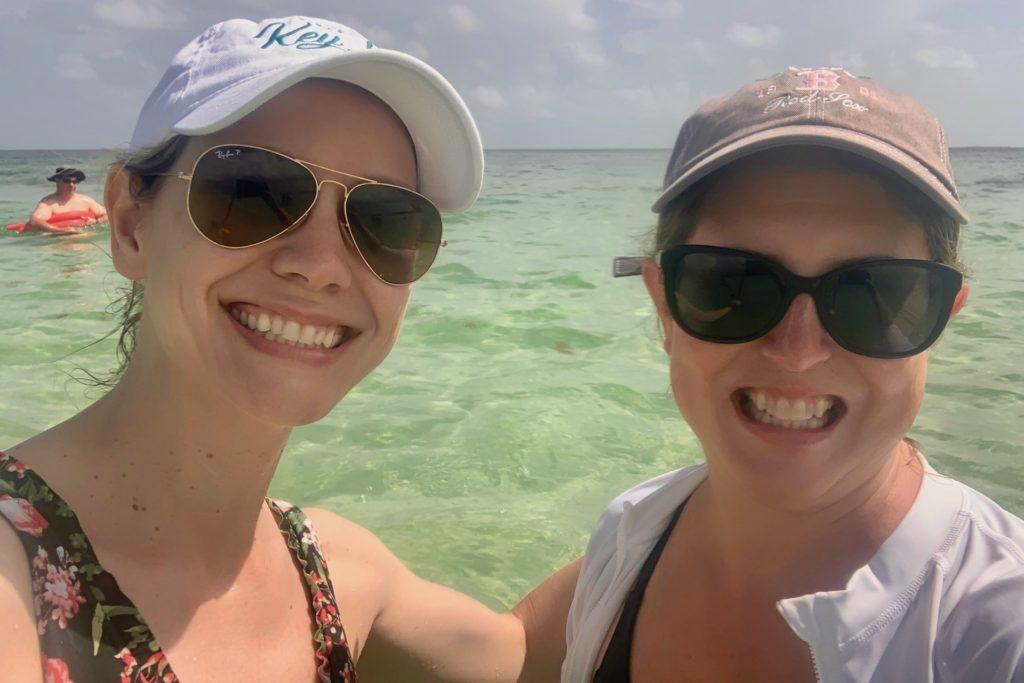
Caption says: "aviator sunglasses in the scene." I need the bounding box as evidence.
[155,144,444,284]
[614,245,963,359]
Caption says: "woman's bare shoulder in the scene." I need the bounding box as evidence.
[299,507,404,658]
[302,507,399,568]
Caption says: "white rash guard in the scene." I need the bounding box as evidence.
[563,459,1024,682]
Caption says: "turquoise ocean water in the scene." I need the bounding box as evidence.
[2,148,1022,608]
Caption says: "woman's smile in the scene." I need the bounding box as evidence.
[731,387,847,445]
[229,302,356,349]
[223,301,362,366]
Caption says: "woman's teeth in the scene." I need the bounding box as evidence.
[230,307,347,350]
[744,390,836,430]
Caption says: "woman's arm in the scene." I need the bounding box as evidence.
[0,522,44,683]
[512,558,583,683]
[306,508,580,683]
[357,555,526,682]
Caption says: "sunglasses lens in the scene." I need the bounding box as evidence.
[188,146,316,247]
[345,184,443,284]
[668,250,786,341]
[823,262,959,357]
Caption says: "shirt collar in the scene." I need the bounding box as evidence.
[777,459,968,647]
[616,463,708,556]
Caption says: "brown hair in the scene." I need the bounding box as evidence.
[82,79,419,388]
[648,148,965,453]
[82,135,190,388]
[649,146,967,276]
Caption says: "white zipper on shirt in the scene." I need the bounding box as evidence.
[808,643,822,682]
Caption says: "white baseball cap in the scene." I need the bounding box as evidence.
[129,16,484,213]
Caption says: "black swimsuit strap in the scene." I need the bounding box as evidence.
[593,501,686,683]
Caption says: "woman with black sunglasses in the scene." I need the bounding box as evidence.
[0,16,528,683]
[514,68,1024,682]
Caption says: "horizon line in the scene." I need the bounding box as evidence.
[1,145,1022,153]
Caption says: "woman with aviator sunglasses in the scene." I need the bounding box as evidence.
[0,16,529,683]
[513,69,1024,682]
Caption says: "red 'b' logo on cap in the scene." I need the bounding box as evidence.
[796,69,840,91]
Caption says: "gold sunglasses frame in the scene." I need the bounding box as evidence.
[155,143,446,285]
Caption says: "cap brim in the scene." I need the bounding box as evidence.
[172,50,483,213]
[652,125,969,224]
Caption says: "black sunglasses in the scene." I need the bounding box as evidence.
[614,245,963,359]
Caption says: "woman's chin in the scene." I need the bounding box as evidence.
[222,378,354,428]
[257,398,340,428]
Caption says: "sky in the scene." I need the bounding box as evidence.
[1,0,1022,149]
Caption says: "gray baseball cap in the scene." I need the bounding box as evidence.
[654,66,968,224]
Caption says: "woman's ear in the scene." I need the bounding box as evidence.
[950,282,970,319]
[105,166,147,280]
[641,258,673,355]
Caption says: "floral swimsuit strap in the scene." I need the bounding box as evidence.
[0,451,175,682]
[268,498,357,682]
[0,452,356,683]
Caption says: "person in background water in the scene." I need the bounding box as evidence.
[28,167,107,232]
[513,68,1024,682]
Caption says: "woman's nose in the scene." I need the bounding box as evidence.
[758,293,834,371]
[269,184,357,292]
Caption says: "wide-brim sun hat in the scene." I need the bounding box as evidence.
[47,167,86,183]
[129,16,483,213]
[654,66,968,224]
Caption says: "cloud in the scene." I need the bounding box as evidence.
[0,4,28,19]
[727,23,781,49]
[474,85,507,109]
[615,0,684,19]
[909,22,949,39]
[1,0,1020,149]
[828,51,867,75]
[403,40,431,61]
[618,86,658,111]
[92,0,183,30]
[542,0,597,30]
[619,30,651,55]
[877,0,958,32]
[448,4,479,32]
[341,18,396,46]
[913,47,977,69]
[572,41,607,66]
[57,54,99,81]
[507,85,557,120]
